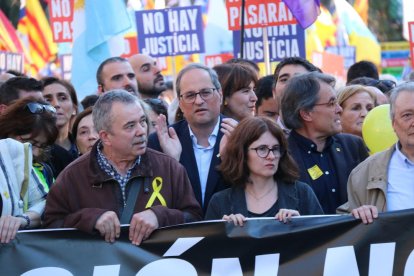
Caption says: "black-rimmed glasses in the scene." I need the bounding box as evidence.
[179,88,217,104]
[26,103,56,114]
[249,145,284,158]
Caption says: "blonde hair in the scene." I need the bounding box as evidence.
[337,85,377,108]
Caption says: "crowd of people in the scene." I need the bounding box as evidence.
[0,53,413,244]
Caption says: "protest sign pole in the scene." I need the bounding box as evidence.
[262,27,271,75]
[240,0,245,59]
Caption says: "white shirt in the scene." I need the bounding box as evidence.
[188,119,220,205]
[387,143,414,211]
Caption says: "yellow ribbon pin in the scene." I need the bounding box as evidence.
[145,177,167,208]
[307,165,324,180]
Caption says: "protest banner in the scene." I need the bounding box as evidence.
[325,46,356,69]
[226,0,296,31]
[233,24,305,62]
[49,0,74,42]
[135,6,205,57]
[2,210,414,275]
[409,21,414,68]
[0,51,24,73]
[205,53,233,68]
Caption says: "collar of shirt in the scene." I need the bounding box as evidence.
[291,130,333,153]
[96,141,141,181]
[188,118,220,149]
[394,142,414,167]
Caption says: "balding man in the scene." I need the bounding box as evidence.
[129,54,166,99]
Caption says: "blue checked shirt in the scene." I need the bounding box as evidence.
[96,141,141,206]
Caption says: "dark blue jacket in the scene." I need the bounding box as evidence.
[148,117,229,213]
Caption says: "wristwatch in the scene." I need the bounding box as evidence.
[16,214,31,229]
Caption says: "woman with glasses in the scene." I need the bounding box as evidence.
[0,98,58,243]
[0,97,58,191]
[205,117,323,224]
[42,77,79,177]
[337,85,377,138]
[213,63,258,121]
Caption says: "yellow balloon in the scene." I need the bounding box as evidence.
[362,104,398,154]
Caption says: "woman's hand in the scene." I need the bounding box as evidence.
[275,209,300,223]
[222,214,246,226]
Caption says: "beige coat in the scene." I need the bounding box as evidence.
[337,146,395,213]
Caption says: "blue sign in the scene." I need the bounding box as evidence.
[135,6,205,57]
[233,24,305,63]
[325,46,356,69]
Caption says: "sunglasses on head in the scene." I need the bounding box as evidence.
[26,102,56,114]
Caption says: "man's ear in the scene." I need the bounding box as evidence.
[99,130,110,145]
[97,84,104,94]
[299,108,313,122]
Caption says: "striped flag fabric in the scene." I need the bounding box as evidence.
[282,0,321,29]
[18,0,58,76]
[71,0,131,100]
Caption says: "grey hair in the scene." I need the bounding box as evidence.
[281,72,336,130]
[93,89,141,133]
[389,81,414,120]
[175,63,221,97]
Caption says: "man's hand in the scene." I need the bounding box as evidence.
[155,114,182,161]
[351,205,378,224]
[0,215,23,244]
[94,211,121,243]
[219,118,238,157]
[129,209,159,246]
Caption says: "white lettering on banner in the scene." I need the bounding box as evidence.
[229,2,293,29]
[51,0,71,18]
[240,41,264,60]
[17,241,414,275]
[143,12,165,34]
[243,25,297,38]
[270,39,300,59]
[53,21,72,40]
[324,246,360,276]
[167,8,198,32]
[0,52,23,72]
[141,34,200,55]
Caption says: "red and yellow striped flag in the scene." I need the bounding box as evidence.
[354,0,369,24]
[18,0,58,76]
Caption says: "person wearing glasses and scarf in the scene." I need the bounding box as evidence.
[205,116,323,224]
[0,98,57,243]
[0,98,58,196]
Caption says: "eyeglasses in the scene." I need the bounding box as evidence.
[314,98,339,109]
[26,103,56,114]
[249,145,284,158]
[179,88,217,104]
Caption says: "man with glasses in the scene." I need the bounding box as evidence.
[281,72,369,214]
[148,63,234,213]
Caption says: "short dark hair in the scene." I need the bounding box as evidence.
[143,98,168,118]
[255,75,275,109]
[346,60,379,84]
[348,76,396,95]
[0,97,58,146]
[273,57,321,83]
[0,77,43,105]
[218,116,299,188]
[41,77,79,111]
[226,58,260,73]
[81,94,99,109]
[96,57,129,86]
[281,72,336,130]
